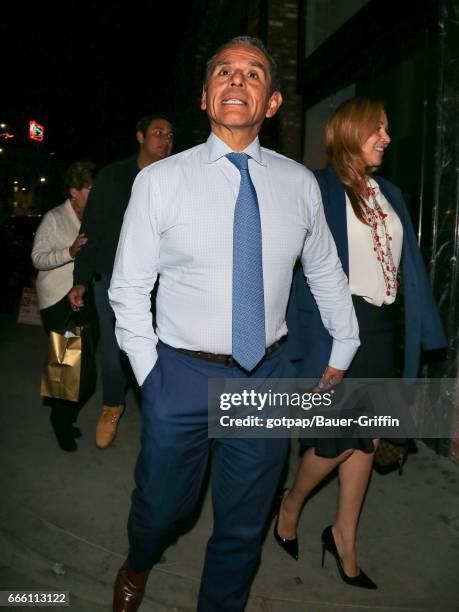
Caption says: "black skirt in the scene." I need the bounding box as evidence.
[300,295,398,458]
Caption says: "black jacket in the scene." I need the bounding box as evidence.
[73,156,139,285]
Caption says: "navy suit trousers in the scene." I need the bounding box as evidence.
[128,341,291,612]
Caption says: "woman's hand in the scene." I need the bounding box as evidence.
[69,233,88,258]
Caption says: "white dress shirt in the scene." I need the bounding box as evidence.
[31,199,80,310]
[109,133,360,385]
[346,178,403,306]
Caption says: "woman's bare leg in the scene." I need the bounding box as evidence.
[277,447,353,540]
[332,443,377,576]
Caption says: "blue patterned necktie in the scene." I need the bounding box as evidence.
[226,152,266,372]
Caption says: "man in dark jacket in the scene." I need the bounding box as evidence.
[68,113,173,448]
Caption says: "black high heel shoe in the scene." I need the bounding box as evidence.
[273,489,299,560]
[321,526,377,589]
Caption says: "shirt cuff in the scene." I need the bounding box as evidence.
[126,348,158,386]
[328,338,360,371]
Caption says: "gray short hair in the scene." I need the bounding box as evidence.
[204,36,280,94]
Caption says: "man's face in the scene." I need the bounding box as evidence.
[137,118,174,163]
[201,44,282,144]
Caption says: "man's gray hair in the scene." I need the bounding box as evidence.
[204,36,280,94]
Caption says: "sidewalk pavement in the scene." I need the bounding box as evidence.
[1,314,458,612]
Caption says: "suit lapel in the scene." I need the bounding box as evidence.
[322,169,349,277]
[316,170,404,279]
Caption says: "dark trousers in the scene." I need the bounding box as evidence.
[40,292,97,440]
[94,275,129,405]
[128,342,291,612]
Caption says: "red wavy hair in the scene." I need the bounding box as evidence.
[325,97,385,225]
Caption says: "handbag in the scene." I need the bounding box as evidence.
[40,320,96,403]
[373,439,409,475]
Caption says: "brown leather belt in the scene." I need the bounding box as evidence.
[163,338,285,367]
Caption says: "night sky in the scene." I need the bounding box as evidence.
[2,1,198,164]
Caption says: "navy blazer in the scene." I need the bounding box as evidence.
[286,167,447,378]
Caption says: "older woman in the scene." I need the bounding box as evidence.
[32,161,98,452]
[277,98,446,588]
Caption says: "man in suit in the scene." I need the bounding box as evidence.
[109,36,359,611]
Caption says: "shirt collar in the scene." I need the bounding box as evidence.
[203,132,266,166]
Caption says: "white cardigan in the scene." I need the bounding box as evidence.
[32,199,80,310]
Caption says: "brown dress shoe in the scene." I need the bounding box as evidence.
[95,405,124,449]
[113,560,149,612]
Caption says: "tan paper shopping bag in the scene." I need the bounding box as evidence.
[40,325,96,402]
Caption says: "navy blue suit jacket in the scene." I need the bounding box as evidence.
[286,167,447,378]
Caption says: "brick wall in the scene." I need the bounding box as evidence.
[248,0,303,161]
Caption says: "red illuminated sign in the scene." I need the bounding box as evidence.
[29,120,44,142]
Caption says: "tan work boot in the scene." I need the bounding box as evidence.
[95,405,124,449]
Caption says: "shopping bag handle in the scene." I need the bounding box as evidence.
[63,307,83,330]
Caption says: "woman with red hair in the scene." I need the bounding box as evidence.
[278,98,446,588]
